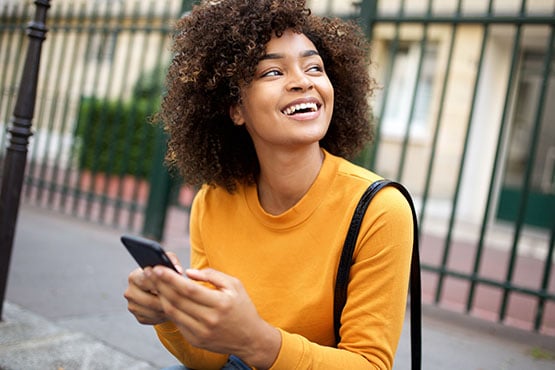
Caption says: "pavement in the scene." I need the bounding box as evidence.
[1,203,555,370]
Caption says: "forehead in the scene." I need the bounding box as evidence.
[264,30,317,53]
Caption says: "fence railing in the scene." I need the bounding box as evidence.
[1,0,188,234]
[1,0,553,335]
[359,0,554,334]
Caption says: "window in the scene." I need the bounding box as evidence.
[378,42,438,139]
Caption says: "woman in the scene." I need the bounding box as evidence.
[124,0,413,369]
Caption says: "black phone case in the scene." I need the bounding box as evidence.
[121,234,178,272]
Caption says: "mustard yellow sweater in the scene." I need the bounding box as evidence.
[155,151,413,370]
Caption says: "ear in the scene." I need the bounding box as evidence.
[229,104,245,126]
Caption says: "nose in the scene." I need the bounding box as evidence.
[286,69,313,92]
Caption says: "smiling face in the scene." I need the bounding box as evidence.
[230,29,334,155]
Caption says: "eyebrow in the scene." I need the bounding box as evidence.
[261,49,320,60]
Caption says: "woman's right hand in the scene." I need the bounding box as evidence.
[124,252,183,325]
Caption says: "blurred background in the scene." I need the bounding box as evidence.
[1,0,554,339]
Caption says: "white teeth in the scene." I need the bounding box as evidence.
[282,102,318,115]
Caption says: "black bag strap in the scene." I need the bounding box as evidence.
[333,179,422,369]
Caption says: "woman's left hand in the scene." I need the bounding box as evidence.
[146,267,281,369]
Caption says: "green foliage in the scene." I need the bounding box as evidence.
[132,64,166,99]
[74,96,160,178]
[74,65,166,178]
[352,143,372,169]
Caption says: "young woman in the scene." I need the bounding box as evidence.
[124,1,413,369]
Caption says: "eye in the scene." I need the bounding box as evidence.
[261,69,282,77]
[307,64,324,73]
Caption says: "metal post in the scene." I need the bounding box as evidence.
[142,0,195,241]
[351,0,378,169]
[0,0,51,320]
[181,0,195,14]
[142,127,174,241]
[358,0,378,42]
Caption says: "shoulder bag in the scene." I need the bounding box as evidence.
[334,179,422,369]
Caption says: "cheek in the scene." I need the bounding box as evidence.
[243,91,278,120]
[326,79,334,101]
[324,83,334,116]
[317,76,334,105]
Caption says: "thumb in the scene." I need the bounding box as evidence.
[165,252,184,274]
[185,268,234,291]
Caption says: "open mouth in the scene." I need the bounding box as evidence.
[281,102,319,116]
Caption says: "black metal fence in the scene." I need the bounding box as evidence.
[1,0,553,335]
[359,0,554,334]
[1,0,189,235]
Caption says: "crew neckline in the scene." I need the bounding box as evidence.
[244,150,338,230]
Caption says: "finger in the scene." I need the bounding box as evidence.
[166,252,184,274]
[149,272,231,346]
[129,268,158,294]
[127,296,166,325]
[125,282,162,308]
[125,276,166,324]
[156,292,204,334]
[186,268,238,292]
[150,266,222,309]
[148,268,217,332]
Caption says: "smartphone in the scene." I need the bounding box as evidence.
[121,234,179,273]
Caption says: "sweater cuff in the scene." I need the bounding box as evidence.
[154,321,180,334]
[268,328,303,370]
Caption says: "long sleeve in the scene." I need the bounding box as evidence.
[267,186,413,369]
[155,321,229,369]
[153,192,229,369]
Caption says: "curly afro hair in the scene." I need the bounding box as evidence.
[159,0,375,192]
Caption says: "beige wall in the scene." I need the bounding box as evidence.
[368,3,552,231]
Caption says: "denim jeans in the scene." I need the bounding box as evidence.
[162,355,251,370]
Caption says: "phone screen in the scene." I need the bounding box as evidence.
[121,234,179,273]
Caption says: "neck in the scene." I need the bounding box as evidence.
[256,146,324,215]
